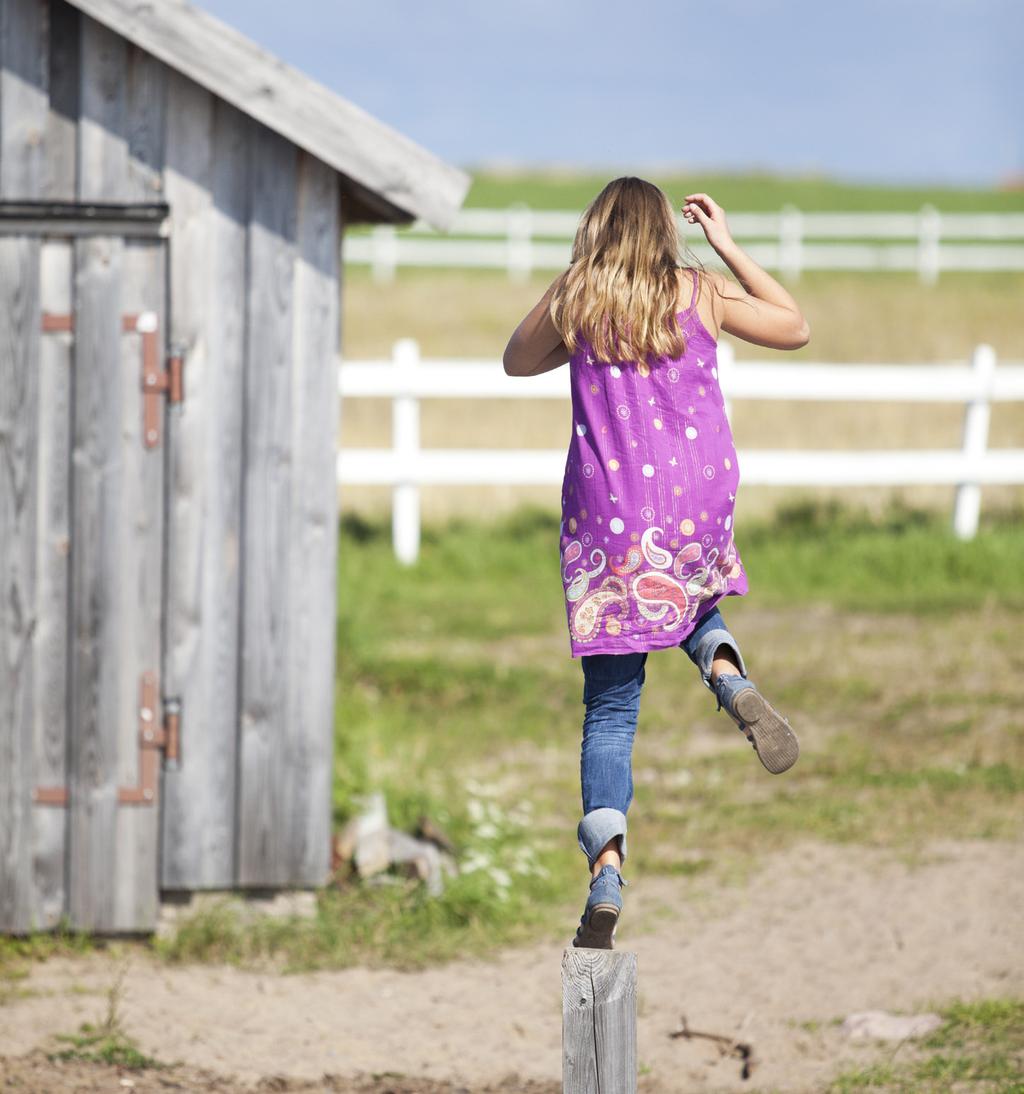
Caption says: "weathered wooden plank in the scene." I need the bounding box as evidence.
[111,235,165,929]
[237,123,297,887]
[32,237,73,928]
[123,40,165,197]
[0,236,42,932]
[285,151,340,885]
[78,12,166,202]
[67,233,123,931]
[77,14,125,201]
[69,233,166,931]
[64,0,470,228]
[0,0,49,199]
[46,0,81,200]
[160,75,249,889]
[562,949,638,1094]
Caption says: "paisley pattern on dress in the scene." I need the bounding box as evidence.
[563,526,744,646]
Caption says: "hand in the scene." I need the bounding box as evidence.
[681,193,734,253]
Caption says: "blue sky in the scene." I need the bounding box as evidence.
[197,0,1021,188]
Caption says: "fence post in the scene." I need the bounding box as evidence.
[779,203,803,280]
[392,338,421,564]
[372,224,398,284]
[952,343,996,541]
[507,202,533,284]
[562,948,637,1094]
[917,203,941,286]
[717,339,735,425]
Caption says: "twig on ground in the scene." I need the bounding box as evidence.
[670,1014,757,1080]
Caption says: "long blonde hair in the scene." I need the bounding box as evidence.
[550,176,703,367]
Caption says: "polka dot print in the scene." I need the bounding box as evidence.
[560,297,746,656]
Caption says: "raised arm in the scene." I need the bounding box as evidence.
[503,274,571,377]
[683,193,810,351]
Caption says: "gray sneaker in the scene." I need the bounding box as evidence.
[713,673,799,774]
[572,864,627,950]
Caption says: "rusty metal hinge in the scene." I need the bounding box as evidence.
[40,312,183,449]
[118,671,180,804]
[132,316,184,449]
[33,672,180,807]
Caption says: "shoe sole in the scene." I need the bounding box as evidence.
[572,903,619,950]
[733,688,800,774]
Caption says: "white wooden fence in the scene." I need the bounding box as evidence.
[345,207,1024,285]
[336,340,1024,564]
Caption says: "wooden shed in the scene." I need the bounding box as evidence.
[0,0,470,933]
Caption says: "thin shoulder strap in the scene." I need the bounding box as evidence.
[688,267,699,312]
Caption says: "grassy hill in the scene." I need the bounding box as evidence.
[458,166,1024,212]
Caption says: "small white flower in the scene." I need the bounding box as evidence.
[461,851,491,873]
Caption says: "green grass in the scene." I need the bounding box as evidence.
[828,998,1024,1092]
[48,1025,163,1071]
[0,920,98,1004]
[46,961,165,1071]
[152,497,1024,970]
[459,168,1024,214]
[351,166,1024,218]
[154,793,568,972]
[741,496,1024,613]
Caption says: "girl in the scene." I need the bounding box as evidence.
[503,180,809,950]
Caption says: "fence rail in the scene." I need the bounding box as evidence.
[344,206,1024,284]
[336,340,1024,564]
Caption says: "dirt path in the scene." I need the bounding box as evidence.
[2,839,1021,1093]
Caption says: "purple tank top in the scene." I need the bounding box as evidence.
[559,268,748,657]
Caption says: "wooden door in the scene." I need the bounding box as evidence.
[0,219,171,932]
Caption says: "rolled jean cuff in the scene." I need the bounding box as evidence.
[690,627,747,690]
[577,807,628,870]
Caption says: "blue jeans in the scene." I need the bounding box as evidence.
[576,605,748,869]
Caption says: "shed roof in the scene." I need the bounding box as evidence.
[66,0,471,230]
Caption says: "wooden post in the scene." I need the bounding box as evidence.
[372,223,398,283]
[392,338,421,565]
[562,948,637,1094]
[952,343,996,540]
[779,203,803,281]
[507,202,533,285]
[917,202,941,286]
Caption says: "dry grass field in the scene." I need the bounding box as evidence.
[337,267,1024,525]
